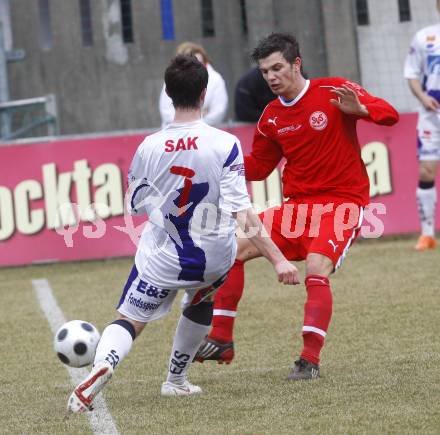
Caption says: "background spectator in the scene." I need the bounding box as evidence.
[159,42,228,126]
[234,66,276,122]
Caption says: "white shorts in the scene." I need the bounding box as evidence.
[417,110,440,161]
[117,265,227,323]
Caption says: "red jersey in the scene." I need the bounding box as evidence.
[245,77,399,206]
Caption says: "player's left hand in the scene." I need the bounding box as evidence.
[274,260,301,285]
[330,84,369,117]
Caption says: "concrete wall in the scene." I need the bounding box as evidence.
[5,0,360,135]
[273,0,328,78]
[243,0,359,80]
[322,0,360,82]
[356,0,439,111]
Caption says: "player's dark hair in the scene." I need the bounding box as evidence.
[164,54,208,109]
[251,32,302,65]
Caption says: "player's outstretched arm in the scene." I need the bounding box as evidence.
[235,208,300,285]
[330,83,399,125]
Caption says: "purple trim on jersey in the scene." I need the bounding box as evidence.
[428,90,440,103]
[427,54,440,73]
[168,182,209,281]
[117,264,138,309]
[130,180,150,213]
[425,55,440,96]
[223,143,239,167]
[280,95,295,104]
[417,136,423,159]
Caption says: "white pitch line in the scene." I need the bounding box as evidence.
[32,279,119,435]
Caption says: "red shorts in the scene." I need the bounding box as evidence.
[258,200,364,268]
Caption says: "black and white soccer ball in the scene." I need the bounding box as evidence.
[54,320,100,368]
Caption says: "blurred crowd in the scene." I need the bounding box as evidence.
[158,41,276,127]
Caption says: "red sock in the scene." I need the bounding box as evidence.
[300,275,333,365]
[209,259,244,343]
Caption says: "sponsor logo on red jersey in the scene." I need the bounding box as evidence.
[268,116,278,126]
[277,124,302,135]
[309,111,328,131]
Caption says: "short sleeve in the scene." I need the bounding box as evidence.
[219,140,252,212]
[404,34,423,80]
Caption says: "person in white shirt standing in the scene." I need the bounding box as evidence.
[404,0,440,251]
[159,42,228,126]
[66,54,299,414]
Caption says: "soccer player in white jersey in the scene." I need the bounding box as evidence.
[66,55,299,413]
[404,0,440,251]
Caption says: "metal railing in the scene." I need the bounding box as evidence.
[0,94,59,141]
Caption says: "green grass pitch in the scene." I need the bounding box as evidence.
[0,237,439,434]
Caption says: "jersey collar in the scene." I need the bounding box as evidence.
[278,79,310,107]
[165,119,204,129]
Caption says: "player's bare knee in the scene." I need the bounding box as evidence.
[305,253,333,277]
[419,162,438,182]
[419,170,435,182]
[236,236,261,262]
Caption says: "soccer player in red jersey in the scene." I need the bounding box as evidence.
[195,33,399,380]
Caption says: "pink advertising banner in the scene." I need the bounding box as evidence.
[0,113,438,267]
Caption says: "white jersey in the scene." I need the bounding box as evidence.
[404,24,440,160]
[404,24,440,94]
[127,120,251,290]
[404,24,440,118]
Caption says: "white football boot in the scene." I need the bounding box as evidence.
[66,360,114,414]
[161,380,202,396]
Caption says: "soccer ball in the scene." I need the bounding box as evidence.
[54,320,100,368]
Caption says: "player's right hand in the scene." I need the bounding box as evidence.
[274,260,300,285]
[422,94,440,111]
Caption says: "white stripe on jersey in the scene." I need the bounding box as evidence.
[335,206,364,270]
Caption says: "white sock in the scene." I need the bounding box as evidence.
[94,323,134,369]
[166,315,210,385]
[416,187,437,237]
